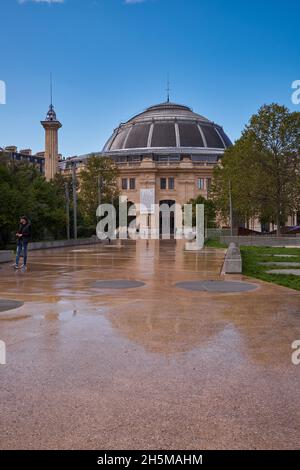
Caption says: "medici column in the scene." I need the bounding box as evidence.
[41,104,62,181]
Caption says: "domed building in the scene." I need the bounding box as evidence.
[63,101,232,230]
[100,101,231,207]
[103,101,231,153]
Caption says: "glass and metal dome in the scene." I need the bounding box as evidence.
[103,102,232,154]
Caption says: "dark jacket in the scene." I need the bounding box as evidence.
[17,223,31,243]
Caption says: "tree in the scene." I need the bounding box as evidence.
[0,155,67,247]
[187,194,216,228]
[211,104,300,234]
[78,154,119,226]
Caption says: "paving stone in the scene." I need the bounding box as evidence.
[259,262,300,267]
[266,269,300,276]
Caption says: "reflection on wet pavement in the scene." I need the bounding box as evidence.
[0,240,300,449]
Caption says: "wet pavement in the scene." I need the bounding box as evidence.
[0,240,300,450]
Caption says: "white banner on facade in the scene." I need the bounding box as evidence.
[140,188,155,214]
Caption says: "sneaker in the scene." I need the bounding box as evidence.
[21,264,27,270]
[12,264,19,269]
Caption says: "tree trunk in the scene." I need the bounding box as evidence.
[276,211,281,237]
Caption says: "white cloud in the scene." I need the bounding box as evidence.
[125,0,146,4]
[18,0,65,4]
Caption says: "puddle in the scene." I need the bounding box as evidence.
[0,299,24,313]
[92,280,146,289]
[175,280,258,293]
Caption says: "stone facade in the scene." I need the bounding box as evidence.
[62,102,231,211]
[41,104,62,181]
[114,154,214,206]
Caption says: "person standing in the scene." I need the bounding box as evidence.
[13,216,31,270]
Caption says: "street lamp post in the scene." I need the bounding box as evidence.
[229,179,233,237]
[72,163,78,240]
[97,175,102,207]
[64,181,70,240]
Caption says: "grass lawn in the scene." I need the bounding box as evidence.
[241,245,300,291]
[205,238,228,249]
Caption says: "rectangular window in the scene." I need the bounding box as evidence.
[168,177,175,190]
[157,155,168,163]
[206,178,212,190]
[122,178,128,190]
[198,178,204,190]
[160,178,167,190]
[117,156,127,164]
[129,178,136,190]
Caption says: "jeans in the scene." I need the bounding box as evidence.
[16,239,28,266]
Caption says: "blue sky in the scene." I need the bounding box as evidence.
[0,0,300,156]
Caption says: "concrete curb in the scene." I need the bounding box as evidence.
[222,243,242,274]
[27,237,102,251]
[0,250,14,264]
[0,238,104,263]
[220,236,300,247]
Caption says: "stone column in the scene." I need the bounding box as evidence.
[41,104,62,181]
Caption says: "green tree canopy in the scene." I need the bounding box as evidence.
[187,194,216,228]
[0,153,67,247]
[78,154,119,226]
[211,104,300,234]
